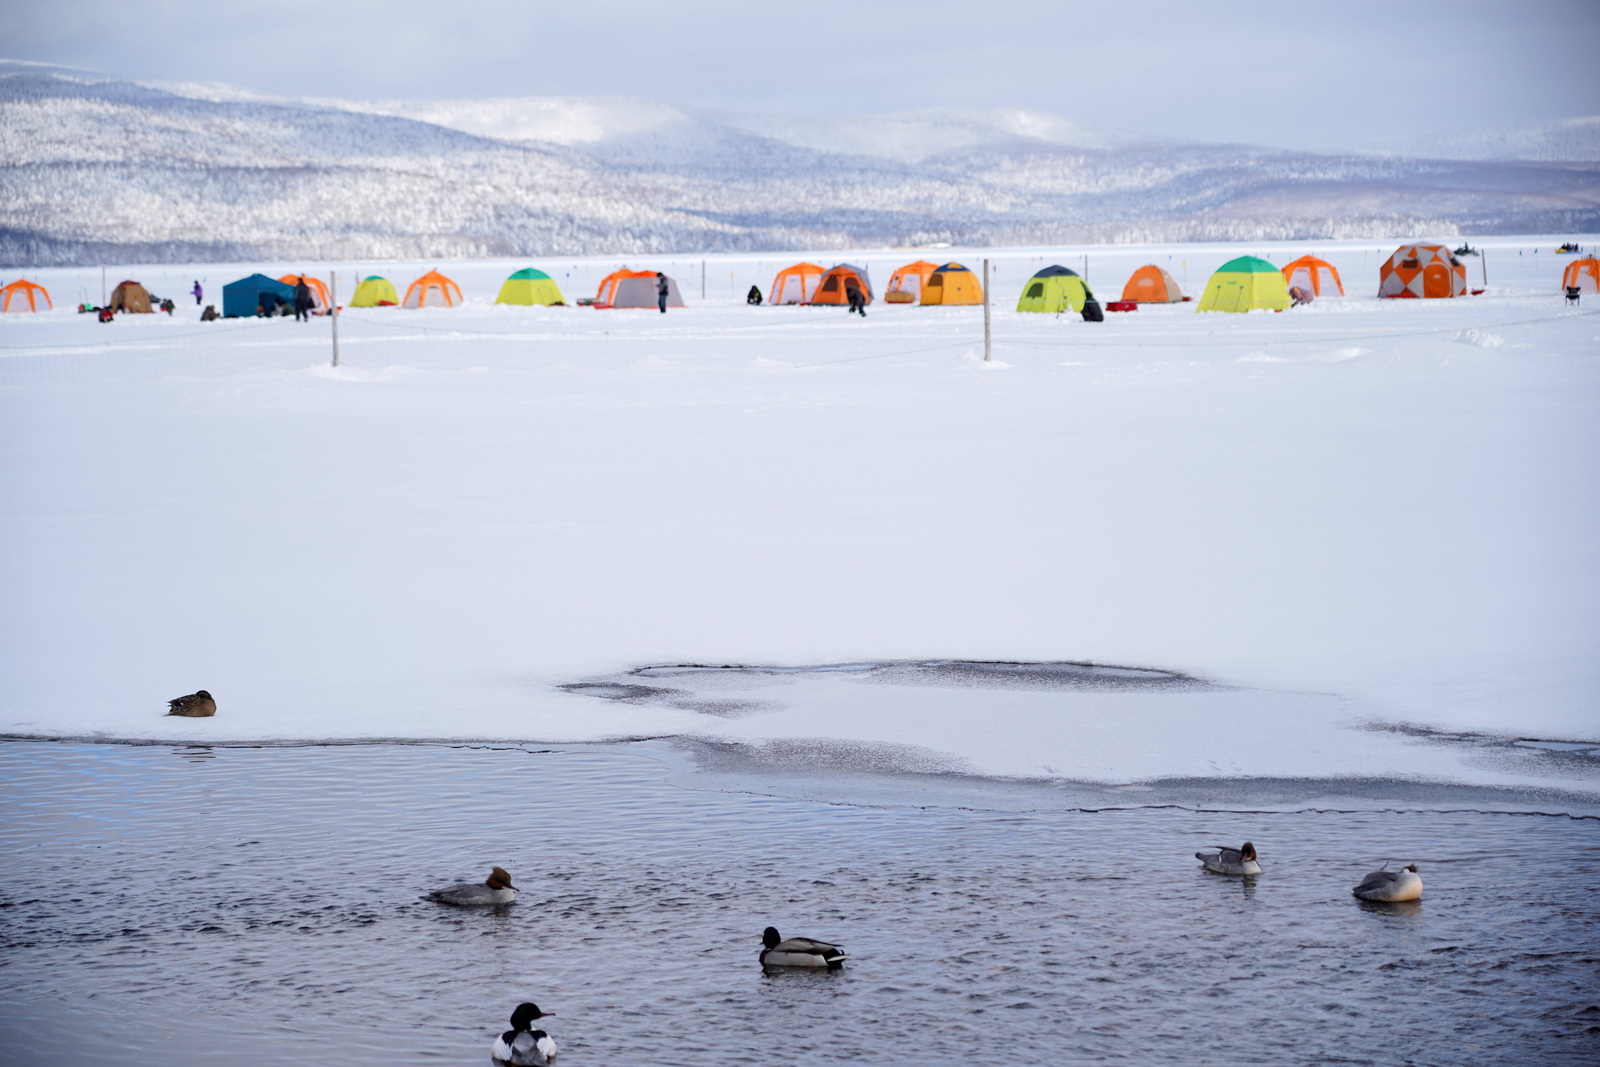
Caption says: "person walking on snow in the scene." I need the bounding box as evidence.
[191,280,203,306]
[846,283,866,317]
[293,277,313,322]
[656,272,669,314]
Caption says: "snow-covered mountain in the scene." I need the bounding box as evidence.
[3,59,1597,266]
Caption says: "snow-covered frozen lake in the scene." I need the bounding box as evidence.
[3,740,1597,1066]
[1,236,1597,807]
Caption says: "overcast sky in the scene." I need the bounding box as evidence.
[10,0,1599,150]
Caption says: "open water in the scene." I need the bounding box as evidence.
[1,740,1597,1065]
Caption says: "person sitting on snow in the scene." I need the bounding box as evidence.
[746,285,763,306]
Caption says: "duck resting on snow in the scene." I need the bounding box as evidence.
[429,867,517,905]
[492,1003,557,1066]
[1352,863,1422,902]
[760,926,848,969]
[166,690,216,717]
[1195,842,1261,876]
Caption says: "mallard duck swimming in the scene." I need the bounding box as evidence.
[429,867,517,906]
[760,926,847,969]
[492,1003,557,1066]
[1195,841,1261,876]
[1353,863,1422,902]
[166,690,216,717]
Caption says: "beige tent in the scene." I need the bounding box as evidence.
[109,280,153,313]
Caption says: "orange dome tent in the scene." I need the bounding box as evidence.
[593,268,685,309]
[279,274,331,313]
[1561,257,1600,294]
[1,278,52,313]
[403,270,463,308]
[809,264,873,306]
[768,263,824,305]
[1119,265,1183,303]
[920,263,983,306]
[1281,255,1344,297]
[885,260,937,303]
[1379,243,1467,299]
[109,280,153,313]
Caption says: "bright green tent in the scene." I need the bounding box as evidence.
[1016,265,1095,313]
[1196,256,1290,313]
[495,267,567,306]
[350,276,400,307]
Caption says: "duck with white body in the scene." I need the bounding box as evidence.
[491,1002,557,1066]
[1352,863,1423,902]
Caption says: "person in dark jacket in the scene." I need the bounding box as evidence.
[294,277,314,322]
[200,304,219,321]
[191,280,203,305]
[746,285,763,306]
[656,272,669,314]
[846,284,866,317]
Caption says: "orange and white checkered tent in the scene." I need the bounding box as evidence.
[1378,243,1467,299]
[1561,257,1600,294]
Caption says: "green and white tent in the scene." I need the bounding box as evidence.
[1015,265,1095,313]
[1196,256,1290,313]
[495,268,567,306]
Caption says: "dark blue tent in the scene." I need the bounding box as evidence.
[223,273,296,318]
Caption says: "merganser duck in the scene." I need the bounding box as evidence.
[492,1003,557,1066]
[1353,863,1422,902]
[760,926,847,969]
[429,867,517,905]
[166,690,216,717]
[1195,842,1261,876]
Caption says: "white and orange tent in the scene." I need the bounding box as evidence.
[884,260,937,303]
[1119,265,1183,303]
[279,273,331,313]
[593,268,685,309]
[1281,255,1344,297]
[768,262,824,305]
[810,264,873,306]
[1,278,52,312]
[1378,243,1467,299]
[1561,257,1600,294]
[403,270,464,308]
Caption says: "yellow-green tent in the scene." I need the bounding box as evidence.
[350,275,400,307]
[1196,256,1290,313]
[1016,265,1095,313]
[495,267,566,306]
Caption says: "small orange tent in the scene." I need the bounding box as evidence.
[403,270,464,308]
[1119,265,1183,303]
[809,264,873,306]
[279,274,331,313]
[921,263,983,306]
[1281,255,1344,297]
[769,263,824,305]
[593,268,685,309]
[109,280,153,313]
[885,260,937,303]
[1379,243,1467,299]
[1,278,52,313]
[1561,257,1600,294]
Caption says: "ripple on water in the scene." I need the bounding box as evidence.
[0,741,1597,1066]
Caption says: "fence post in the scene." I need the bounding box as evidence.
[983,258,992,363]
[701,260,706,301]
[330,272,340,368]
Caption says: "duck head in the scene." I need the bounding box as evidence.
[510,1003,553,1028]
[193,690,213,700]
[1402,863,1418,873]
[762,927,782,949]
[1239,842,1257,862]
[486,867,516,891]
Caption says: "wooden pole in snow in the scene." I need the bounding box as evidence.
[983,258,992,363]
[701,260,706,301]
[330,272,340,368]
